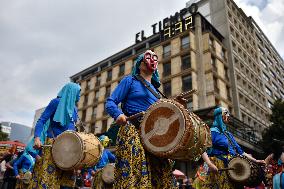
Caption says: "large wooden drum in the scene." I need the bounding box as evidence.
[140,99,212,160]
[51,131,103,170]
[228,156,264,187]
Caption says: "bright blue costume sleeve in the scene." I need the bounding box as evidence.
[105,76,132,120]
[13,155,24,176]
[34,99,58,138]
[106,150,116,163]
[27,150,38,159]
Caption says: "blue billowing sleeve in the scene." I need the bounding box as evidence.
[27,150,38,159]
[13,155,24,176]
[105,76,132,120]
[106,150,116,163]
[228,132,244,155]
[34,99,58,138]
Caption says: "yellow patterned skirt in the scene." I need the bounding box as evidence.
[15,171,30,189]
[193,157,240,189]
[91,169,113,189]
[114,124,177,189]
[28,138,75,189]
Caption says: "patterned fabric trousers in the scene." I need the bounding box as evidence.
[114,124,177,189]
[28,138,75,189]
[193,157,240,189]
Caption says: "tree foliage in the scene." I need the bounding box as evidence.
[0,125,9,141]
[261,99,284,157]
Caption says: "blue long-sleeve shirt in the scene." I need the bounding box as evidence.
[105,75,159,120]
[34,98,78,138]
[207,131,243,158]
[13,155,34,176]
[88,149,115,175]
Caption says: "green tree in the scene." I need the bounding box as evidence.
[261,99,284,157]
[0,125,9,141]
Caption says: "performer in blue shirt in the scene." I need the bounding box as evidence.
[195,107,265,189]
[30,82,81,189]
[105,50,177,188]
[14,152,35,189]
[90,135,115,189]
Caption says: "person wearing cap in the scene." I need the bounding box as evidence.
[195,107,265,189]
[105,50,177,188]
[89,135,115,189]
[30,82,81,189]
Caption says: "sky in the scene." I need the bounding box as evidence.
[0,0,283,127]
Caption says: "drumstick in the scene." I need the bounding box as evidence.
[126,111,145,121]
[41,144,52,148]
[218,167,235,171]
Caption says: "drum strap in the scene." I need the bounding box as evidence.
[223,131,238,155]
[134,75,166,99]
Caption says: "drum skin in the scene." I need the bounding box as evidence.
[102,163,115,184]
[228,156,263,187]
[140,99,212,161]
[52,131,103,170]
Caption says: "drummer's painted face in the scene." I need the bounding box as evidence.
[143,50,158,72]
[222,108,230,123]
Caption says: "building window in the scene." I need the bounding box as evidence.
[209,37,215,50]
[107,70,112,81]
[181,36,190,49]
[224,67,229,80]
[83,95,88,106]
[181,55,191,70]
[163,44,171,58]
[262,73,269,82]
[221,48,226,60]
[227,86,231,101]
[214,77,219,93]
[267,101,273,109]
[182,75,192,92]
[119,63,125,76]
[269,70,276,78]
[86,79,91,90]
[163,81,171,97]
[90,123,96,133]
[81,110,86,122]
[265,86,272,97]
[280,91,284,99]
[163,62,171,77]
[186,99,193,111]
[101,119,108,133]
[260,59,267,68]
[272,83,278,91]
[96,75,101,86]
[211,56,217,72]
[92,106,97,119]
[105,85,111,98]
[94,90,99,102]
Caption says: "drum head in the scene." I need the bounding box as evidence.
[102,164,115,184]
[228,157,251,182]
[52,131,83,170]
[141,100,185,155]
